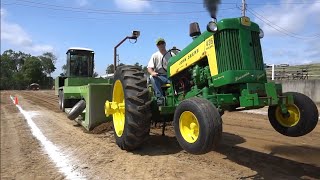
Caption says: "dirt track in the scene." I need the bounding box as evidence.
[1,90,320,180]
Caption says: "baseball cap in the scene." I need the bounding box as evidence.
[155,38,165,45]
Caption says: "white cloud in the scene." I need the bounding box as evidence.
[271,49,295,57]
[114,0,151,12]
[301,60,313,64]
[75,0,89,7]
[265,47,320,65]
[0,8,54,54]
[0,8,6,16]
[254,1,320,65]
[253,1,320,36]
[306,39,320,59]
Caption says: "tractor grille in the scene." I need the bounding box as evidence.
[251,31,264,70]
[214,29,243,73]
[214,30,265,73]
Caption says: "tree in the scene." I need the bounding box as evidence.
[61,64,67,76]
[0,49,57,90]
[106,64,115,74]
[134,62,143,69]
[12,71,26,90]
[106,63,126,74]
[22,56,45,85]
[134,62,148,74]
[0,50,32,90]
[0,53,15,90]
[93,72,99,77]
[142,65,148,74]
[2,49,31,72]
[39,52,57,77]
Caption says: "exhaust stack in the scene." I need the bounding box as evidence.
[203,0,221,21]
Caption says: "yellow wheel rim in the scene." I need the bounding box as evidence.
[179,111,199,143]
[275,105,300,127]
[113,80,125,137]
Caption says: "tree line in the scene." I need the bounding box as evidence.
[0,49,149,90]
[0,49,57,90]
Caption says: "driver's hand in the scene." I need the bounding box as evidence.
[151,72,158,77]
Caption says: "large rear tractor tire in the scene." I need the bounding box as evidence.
[111,66,152,151]
[268,92,319,137]
[58,90,66,112]
[67,100,86,120]
[174,98,222,154]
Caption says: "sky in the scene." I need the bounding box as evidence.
[1,0,320,77]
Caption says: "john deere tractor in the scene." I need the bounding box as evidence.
[104,2,319,154]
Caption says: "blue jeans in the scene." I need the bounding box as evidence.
[150,75,170,98]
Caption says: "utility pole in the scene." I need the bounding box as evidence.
[242,0,247,17]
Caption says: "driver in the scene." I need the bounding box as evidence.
[147,38,173,105]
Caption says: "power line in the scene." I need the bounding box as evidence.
[2,2,205,15]
[248,8,320,39]
[2,0,236,15]
[135,0,320,5]
[2,0,317,16]
[247,10,307,39]
[136,0,237,5]
[246,7,320,39]
[247,1,320,5]
[37,14,206,22]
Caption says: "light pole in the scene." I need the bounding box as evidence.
[114,31,140,72]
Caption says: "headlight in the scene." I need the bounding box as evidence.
[259,28,264,38]
[207,21,218,33]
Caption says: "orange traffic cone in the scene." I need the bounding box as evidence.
[14,96,18,105]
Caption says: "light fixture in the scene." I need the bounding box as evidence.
[259,28,264,38]
[207,21,218,33]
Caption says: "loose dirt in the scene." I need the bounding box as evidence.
[1,90,319,180]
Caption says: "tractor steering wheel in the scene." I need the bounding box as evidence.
[161,48,181,73]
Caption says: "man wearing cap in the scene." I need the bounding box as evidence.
[147,38,173,105]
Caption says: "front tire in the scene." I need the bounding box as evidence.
[268,92,319,137]
[60,92,66,112]
[67,100,86,120]
[112,66,152,151]
[174,98,222,154]
[58,90,65,112]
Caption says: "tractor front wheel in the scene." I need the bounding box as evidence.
[174,98,222,154]
[61,92,67,112]
[67,100,86,120]
[268,92,319,137]
[109,66,152,151]
[58,90,66,112]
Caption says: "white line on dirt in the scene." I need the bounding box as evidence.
[10,96,86,180]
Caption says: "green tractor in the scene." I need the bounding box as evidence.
[104,19,318,153]
[55,32,140,130]
[55,47,113,130]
